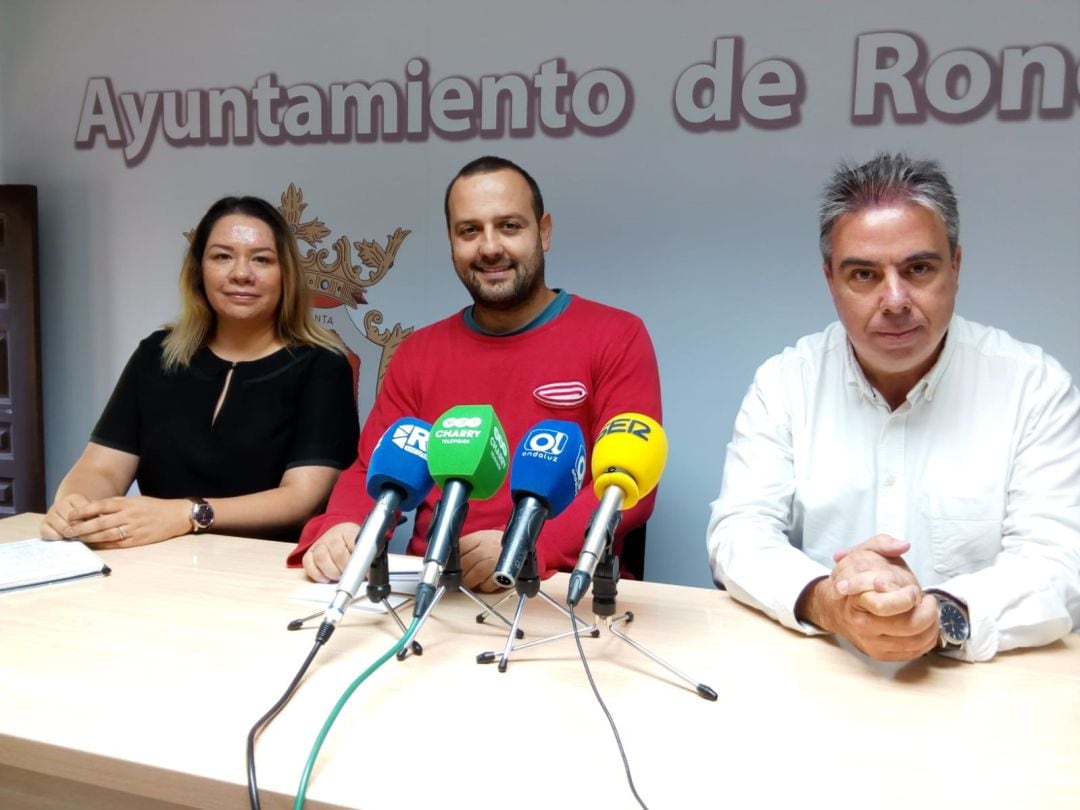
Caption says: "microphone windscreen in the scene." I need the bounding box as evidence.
[366,418,436,512]
[509,420,586,516]
[427,404,509,499]
[591,413,667,508]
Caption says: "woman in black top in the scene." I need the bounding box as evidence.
[41,196,359,546]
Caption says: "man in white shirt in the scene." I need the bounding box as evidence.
[707,153,1080,662]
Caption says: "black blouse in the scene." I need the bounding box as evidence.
[91,331,359,533]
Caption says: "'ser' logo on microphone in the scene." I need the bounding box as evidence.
[597,417,652,441]
[524,428,569,456]
[392,424,429,458]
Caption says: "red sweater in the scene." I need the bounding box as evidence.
[288,295,662,578]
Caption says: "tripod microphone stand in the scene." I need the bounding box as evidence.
[583,548,717,701]
[476,546,598,671]
[286,543,425,655]
[477,525,718,701]
[396,536,520,661]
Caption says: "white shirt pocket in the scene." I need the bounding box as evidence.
[927,494,1003,576]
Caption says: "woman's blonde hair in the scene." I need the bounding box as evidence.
[162,195,343,369]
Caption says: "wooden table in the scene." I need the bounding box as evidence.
[1,513,1077,809]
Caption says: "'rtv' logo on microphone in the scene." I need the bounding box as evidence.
[524,428,569,457]
[392,424,429,458]
[597,416,652,441]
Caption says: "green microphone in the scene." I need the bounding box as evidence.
[414,404,509,617]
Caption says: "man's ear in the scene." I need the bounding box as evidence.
[539,212,552,252]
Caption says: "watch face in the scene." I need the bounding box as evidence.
[939,601,970,643]
[192,501,214,529]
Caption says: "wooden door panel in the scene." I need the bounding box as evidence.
[0,186,45,514]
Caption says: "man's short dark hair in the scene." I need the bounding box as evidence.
[444,156,545,228]
[819,152,959,263]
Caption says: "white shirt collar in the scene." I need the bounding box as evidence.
[842,315,960,408]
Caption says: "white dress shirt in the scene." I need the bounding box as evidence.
[707,316,1080,661]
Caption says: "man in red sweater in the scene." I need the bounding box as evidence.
[290,156,662,591]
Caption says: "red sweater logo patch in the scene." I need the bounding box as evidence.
[533,381,588,408]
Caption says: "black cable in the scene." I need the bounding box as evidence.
[246,622,333,810]
[570,611,649,810]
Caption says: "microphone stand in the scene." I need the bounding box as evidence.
[476,546,598,672]
[366,548,422,653]
[396,535,520,661]
[477,517,718,701]
[287,543,423,656]
[588,546,717,701]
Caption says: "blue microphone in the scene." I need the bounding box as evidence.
[491,421,586,588]
[365,419,433,512]
[323,418,434,628]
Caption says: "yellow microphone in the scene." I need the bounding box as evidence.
[567,413,667,605]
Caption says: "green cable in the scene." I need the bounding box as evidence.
[293,618,420,810]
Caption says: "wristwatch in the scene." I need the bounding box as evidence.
[189,497,215,533]
[932,592,970,651]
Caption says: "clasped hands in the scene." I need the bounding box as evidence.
[41,494,191,548]
[799,534,939,662]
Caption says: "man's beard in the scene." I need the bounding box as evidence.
[457,245,545,311]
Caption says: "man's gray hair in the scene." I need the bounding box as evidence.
[818,153,959,263]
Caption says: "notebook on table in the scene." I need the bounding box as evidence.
[0,538,111,593]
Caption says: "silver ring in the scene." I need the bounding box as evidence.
[118,525,128,541]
